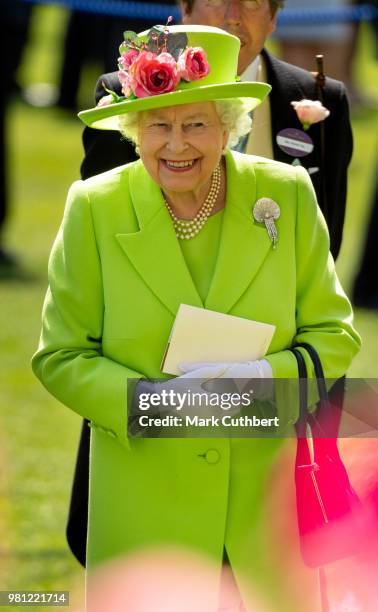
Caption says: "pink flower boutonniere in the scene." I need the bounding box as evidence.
[291,99,330,131]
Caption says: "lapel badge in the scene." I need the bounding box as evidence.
[253,198,280,249]
[276,127,314,159]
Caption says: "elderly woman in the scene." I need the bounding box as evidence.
[32,25,360,612]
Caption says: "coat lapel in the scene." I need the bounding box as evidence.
[205,151,272,313]
[116,161,203,316]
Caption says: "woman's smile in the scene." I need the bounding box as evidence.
[160,158,200,173]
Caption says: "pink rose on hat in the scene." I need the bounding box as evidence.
[118,69,133,98]
[291,99,330,131]
[119,48,140,71]
[178,47,210,82]
[129,51,180,98]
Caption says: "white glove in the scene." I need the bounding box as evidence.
[133,371,215,418]
[179,359,274,398]
[132,360,274,437]
[157,371,214,414]
[179,359,272,378]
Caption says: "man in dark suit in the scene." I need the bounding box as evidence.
[69,0,353,567]
[1,1,33,271]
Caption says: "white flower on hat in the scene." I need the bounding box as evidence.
[96,94,114,108]
[291,99,330,131]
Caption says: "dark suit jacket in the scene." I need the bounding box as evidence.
[67,49,353,567]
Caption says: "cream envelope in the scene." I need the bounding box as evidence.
[161,304,276,375]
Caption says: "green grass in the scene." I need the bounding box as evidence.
[0,6,377,610]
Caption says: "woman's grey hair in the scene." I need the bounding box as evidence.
[118,98,254,154]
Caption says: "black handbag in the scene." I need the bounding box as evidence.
[289,343,366,568]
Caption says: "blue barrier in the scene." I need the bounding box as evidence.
[23,0,181,20]
[21,0,378,24]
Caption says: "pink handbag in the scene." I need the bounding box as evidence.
[290,344,365,569]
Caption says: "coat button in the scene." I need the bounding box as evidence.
[205,449,220,464]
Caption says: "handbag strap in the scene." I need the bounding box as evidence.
[289,348,308,429]
[294,342,325,378]
[294,342,329,409]
[292,344,333,440]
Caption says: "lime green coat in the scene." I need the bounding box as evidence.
[32,151,360,611]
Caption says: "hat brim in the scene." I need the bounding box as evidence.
[78,81,271,130]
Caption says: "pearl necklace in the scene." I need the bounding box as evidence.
[163,164,221,240]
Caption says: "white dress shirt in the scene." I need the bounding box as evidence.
[241,55,274,159]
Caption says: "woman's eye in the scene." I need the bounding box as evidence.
[148,123,168,129]
[185,123,205,129]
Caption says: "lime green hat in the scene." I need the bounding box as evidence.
[78,24,271,131]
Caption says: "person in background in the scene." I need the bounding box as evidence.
[68,0,354,568]
[352,3,378,309]
[0,0,33,273]
[82,0,353,259]
[352,181,378,310]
